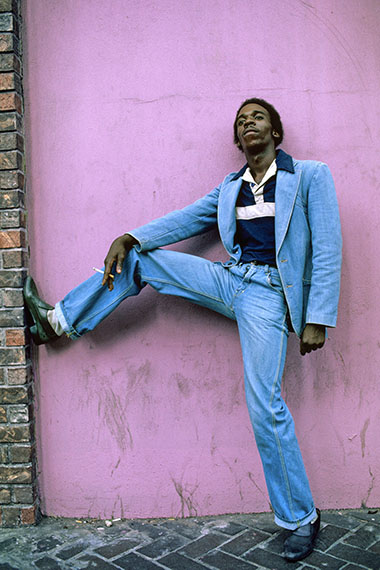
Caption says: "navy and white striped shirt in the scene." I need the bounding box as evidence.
[235,149,294,266]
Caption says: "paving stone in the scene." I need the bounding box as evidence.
[158,552,209,569]
[328,542,380,569]
[298,549,347,569]
[0,564,20,570]
[179,532,228,558]
[56,540,89,560]
[316,524,350,551]
[342,565,371,570]
[0,538,18,551]
[114,552,163,569]
[94,538,141,559]
[201,550,259,569]
[243,513,279,534]
[369,540,380,554]
[205,520,248,536]
[160,520,205,540]
[137,533,188,559]
[34,536,64,552]
[321,512,363,531]
[343,524,380,549]
[256,529,288,555]
[347,510,380,526]
[78,553,120,569]
[244,546,302,569]
[221,528,270,555]
[34,557,64,569]
[128,522,167,540]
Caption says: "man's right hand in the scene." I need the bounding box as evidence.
[102,233,138,290]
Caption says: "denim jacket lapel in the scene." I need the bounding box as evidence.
[218,176,243,256]
[275,169,302,255]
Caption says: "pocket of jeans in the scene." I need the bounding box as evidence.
[267,270,283,291]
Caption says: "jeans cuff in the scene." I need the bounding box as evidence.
[55,301,81,340]
[274,506,317,530]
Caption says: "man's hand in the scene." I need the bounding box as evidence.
[102,233,138,291]
[300,323,326,356]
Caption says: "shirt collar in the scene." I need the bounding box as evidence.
[232,148,294,180]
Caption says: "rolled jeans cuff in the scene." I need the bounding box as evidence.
[275,506,317,530]
[55,301,81,340]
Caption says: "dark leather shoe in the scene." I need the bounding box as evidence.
[23,276,59,345]
[283,509,321,562]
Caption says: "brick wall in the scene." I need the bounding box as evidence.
[0,0,37,526]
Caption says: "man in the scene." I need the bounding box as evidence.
[24,98,342,562]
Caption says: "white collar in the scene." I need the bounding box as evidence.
[241,158,277,186]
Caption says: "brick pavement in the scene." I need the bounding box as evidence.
[0,509,379,569]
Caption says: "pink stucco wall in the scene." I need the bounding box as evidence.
[23,0,380,519]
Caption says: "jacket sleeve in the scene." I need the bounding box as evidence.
[305,163,342,327]
[128,185,220,251]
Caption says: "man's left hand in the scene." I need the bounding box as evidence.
[300,323,326,356]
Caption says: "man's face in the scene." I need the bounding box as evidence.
[236,103,278,155]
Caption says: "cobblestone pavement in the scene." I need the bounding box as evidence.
[0,509,379,570]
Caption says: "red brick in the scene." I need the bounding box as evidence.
[0,425,30,443]
[0,71,14,90]
[5,329,25,346]
[0,92,21,112]
[0,33,17,53]
[21,505,36,524]
[0,229,23,247]
[0,466,31,484]
[0,386,28,403]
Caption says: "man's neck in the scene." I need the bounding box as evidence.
[246,148,277,184]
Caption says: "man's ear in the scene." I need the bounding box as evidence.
[272,131,280,139]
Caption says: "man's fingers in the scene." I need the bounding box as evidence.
[116,251,126,274]
[102,257,116,286]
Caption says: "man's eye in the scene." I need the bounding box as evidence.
[238,119,245,126]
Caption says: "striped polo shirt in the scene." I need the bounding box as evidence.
[235,149,294,266]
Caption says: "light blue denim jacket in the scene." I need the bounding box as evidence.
[130,150,342,337]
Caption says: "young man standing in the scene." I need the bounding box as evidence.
[24,98,342,562]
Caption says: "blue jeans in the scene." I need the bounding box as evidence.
[56,248,317,529]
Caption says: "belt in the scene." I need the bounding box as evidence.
[247,260,277,268]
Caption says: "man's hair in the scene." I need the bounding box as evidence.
[233,98,284,149]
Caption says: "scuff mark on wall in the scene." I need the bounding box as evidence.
[362,466,375,508]
[360,418,370,458]
[171,477,199,517]
[248,472,272,512]
[97,385,133,453]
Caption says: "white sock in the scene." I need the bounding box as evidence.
[47,309,64,336]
